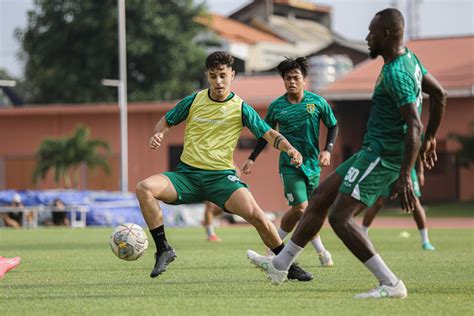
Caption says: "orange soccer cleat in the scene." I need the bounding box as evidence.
[207,234,222,242]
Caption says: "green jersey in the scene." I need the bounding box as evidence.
[265,90,337,177]
[362,48,427,170]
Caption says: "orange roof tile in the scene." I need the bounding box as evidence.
[323,36,474,99]
[231,75,286,107]
[195,13,286,45]
[274,0,332,13]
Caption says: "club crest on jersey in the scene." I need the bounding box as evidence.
[306,104,316,113]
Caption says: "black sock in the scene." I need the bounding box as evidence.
[271,243,285,255]
[150,225,170,253]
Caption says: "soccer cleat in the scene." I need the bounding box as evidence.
[0,256,21,280]
[247,249,287,285]
[150,247,177,278]
[207,234,222,242]
[354,280,407,299]
[288,262,313,282]
[318,250,334,267]
[422,241,435,251]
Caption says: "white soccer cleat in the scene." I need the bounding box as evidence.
[247,249,288,285]
[354,280,408,299]
[318,250,334,267]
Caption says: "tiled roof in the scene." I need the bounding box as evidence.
[232,74,285,107]
[274,0,332,13]
[195,13,286,45]
[322,36,474,99]
[230,0,332,17]
[268,15,332,45]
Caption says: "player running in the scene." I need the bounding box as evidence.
[247,8,447,299]
[242,57,338,268]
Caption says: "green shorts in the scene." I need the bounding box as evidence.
[336,150,399,207]
[381,168,422,198]
[163,162,247,209]
[280,172,320,206]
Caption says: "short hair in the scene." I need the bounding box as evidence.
[276,57,309,78]
[205,51,234,70]
[375,8,405,34]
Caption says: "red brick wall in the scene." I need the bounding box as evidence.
[1,96,472,211]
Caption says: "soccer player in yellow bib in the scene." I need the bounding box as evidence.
[136,51,309,279]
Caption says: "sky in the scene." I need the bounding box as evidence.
[1,0,473,78]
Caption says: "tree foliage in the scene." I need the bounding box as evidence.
[16,0,207,103]
[33,126,111,188]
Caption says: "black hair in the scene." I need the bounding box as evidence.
[276,57,309,78]
[205,51,234,70]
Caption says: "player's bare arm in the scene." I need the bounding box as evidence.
[262,129,302,167]
[318,151,331,167]
[415,154,425,187]
[149,116,172,149]
[421,73,447,169]
[392,103,423,212]
[242,138,268,174]
[241,159,254,174]
[319,124,338,167]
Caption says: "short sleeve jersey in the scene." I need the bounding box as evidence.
[265,90,337,177]
[165,89,270,170]
[362,48,427,170]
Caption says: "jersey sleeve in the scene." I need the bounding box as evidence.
[319,98,338,128]
[414,53,428,76]
[384,69,418,108]
[242,102,271,139]
[263,102,277,129]
[165,93,197,126]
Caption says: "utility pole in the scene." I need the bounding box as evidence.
[118,0,128,193]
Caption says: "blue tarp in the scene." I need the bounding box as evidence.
[0,190,202,227]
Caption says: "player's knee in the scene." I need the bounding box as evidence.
[211,205,223,216]
[246,208,266,226]
[136,179,153,197]
[328,212,348,232]
[290,204,305,218]
[310,186,329,206]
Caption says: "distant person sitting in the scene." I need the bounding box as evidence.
[0,194,22,228]
[51,199,70,226]
[42,199,70,226]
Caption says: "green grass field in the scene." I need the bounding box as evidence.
[1,226,472,315]
[360,200,474,218]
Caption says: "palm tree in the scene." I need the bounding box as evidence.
[33,126,110,188]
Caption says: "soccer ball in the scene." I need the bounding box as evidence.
[110,223,148,261]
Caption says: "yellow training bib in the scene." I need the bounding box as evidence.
[180,89,243,170]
